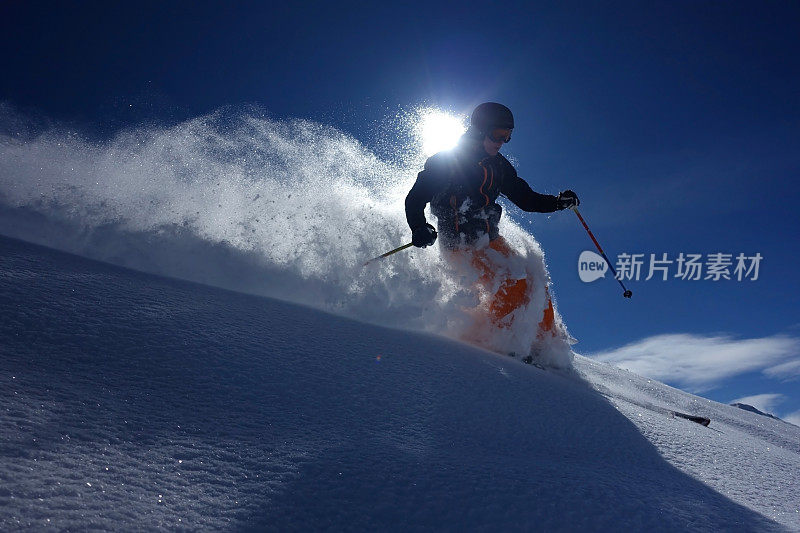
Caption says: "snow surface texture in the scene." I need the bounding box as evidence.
[0,105,569,363]
[1,236,798,531]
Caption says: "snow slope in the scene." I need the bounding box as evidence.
[1,235,798,531]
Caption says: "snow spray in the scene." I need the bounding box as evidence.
[0,104,572,367]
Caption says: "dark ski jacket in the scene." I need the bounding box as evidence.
[405,132,559,247]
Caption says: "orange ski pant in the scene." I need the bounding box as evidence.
[446,237,554,332]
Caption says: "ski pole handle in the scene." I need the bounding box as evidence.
[572,207,632,298]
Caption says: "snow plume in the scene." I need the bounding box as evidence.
[0,103,571,365]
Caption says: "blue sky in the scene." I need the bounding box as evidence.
[2,1,798,419]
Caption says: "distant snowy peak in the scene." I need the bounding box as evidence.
[730,403,784,422]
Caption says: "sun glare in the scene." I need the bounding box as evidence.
[417,110,466,157]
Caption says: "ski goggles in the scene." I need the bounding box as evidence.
[487,127,512,143]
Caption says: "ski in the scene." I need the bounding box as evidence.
[593,384,712,428]
[522,355,546,369]
[672,411,711,426]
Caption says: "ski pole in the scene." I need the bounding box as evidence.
[572,207,632,298]
[363,242,413,267]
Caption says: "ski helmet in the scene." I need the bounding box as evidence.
[470,102,514,133]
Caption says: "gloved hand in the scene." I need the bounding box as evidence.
[411,223,438,248]
[557,190,580,210]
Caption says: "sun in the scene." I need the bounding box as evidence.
[416,109,466,157]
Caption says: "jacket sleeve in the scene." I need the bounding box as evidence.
[500,164,559,213]
[405,155,445,230]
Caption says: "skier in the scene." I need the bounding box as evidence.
[405,102,579,349]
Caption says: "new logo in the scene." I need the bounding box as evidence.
[578,250,608,283]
